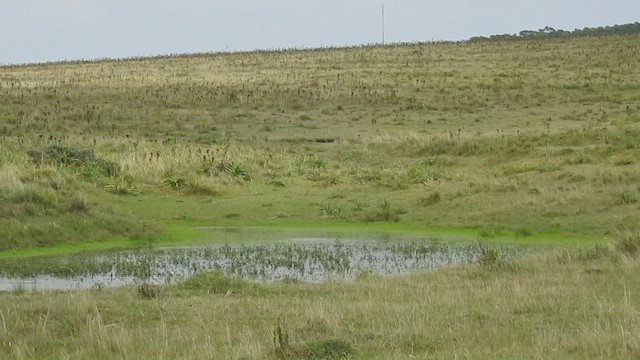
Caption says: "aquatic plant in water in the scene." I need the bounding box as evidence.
[0,238,533,291]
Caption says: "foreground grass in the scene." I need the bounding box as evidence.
[1,241,639,359]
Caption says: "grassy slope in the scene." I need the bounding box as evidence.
[1,36,639,252]
[1,35,640,359]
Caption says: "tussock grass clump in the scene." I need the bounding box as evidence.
[267,180,287,187]
[162,175,186,189]
[161,174,222,196]
[547,233,640,266]
[304,339,353,359]
[553,244,613,264]
[615,190,638,205]
[67,194,90,213]
[27,144,120,178]
[0,164,23,191]
[105,177,140,196]
[475,242,502,267]
[615,232,640,257]
[319,202,343,218]
[272,318,292,358]
[419,191,441,206]
[27,144,95,167]
[222,162,252,182]
[271,318,354,359]
[363,200,406,222]
[7,185,58,208]
[176,270,262,295]
[136,283,160,299]
[183,178,222,196]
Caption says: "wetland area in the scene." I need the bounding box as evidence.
[0,227,535,291]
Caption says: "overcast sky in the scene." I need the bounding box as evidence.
[2,0,639,65]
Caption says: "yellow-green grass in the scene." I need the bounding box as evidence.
[0,125,636,252]
[1,36,639,253]
[1,242,639,359]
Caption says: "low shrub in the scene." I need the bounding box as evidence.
[305,339,353,359]
[475,243,501,266]
[615,232,640,257]
[27,144,121,178]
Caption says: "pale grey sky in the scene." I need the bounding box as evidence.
[2,0,639,65]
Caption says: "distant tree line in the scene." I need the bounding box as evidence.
[469,22,640,42]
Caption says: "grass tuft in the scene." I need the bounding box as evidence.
[615,190,638,205]
[363,200,406,222]
[68,194,91,213]
[136,283,160,299]
[419,191,441,206]
[8,185,57,208]
[475,242,502,267]
[304,339,353,359]
[176,270,261,294]
[615,232,640,257]
[162,175,186,189]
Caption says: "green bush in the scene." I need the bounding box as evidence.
[162,176,186,189]
[305,339,353,359]
[223,162,251,181]
[27,144,121,178]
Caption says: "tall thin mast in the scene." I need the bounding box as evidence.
[381,5,385,45]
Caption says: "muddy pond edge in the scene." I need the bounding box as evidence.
[0,221,603,260]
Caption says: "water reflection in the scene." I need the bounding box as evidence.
[0,237,531,291]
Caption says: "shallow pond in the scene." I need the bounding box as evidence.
[0,229,536,291]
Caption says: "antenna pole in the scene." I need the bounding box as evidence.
[381,5,385,45]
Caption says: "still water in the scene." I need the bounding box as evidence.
[0,231,533,291]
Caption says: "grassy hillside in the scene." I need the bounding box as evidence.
[2,35,639,251]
